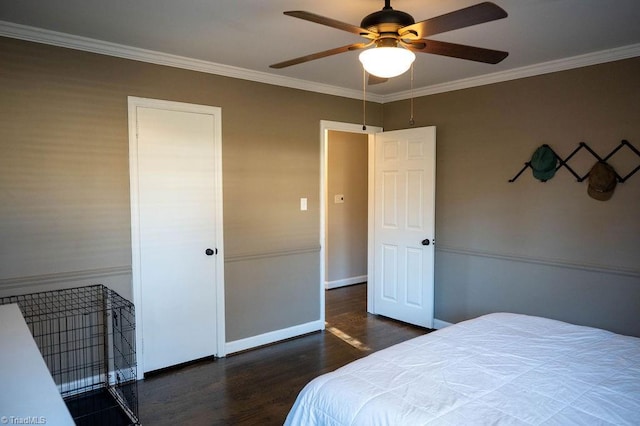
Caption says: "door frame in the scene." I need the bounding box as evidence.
[128,96,226,377]
[319,121,382,323]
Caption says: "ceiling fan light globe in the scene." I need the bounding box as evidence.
[358,47,416,78]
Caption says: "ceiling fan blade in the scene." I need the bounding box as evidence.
[399,2,507,39]
[284,11,378,39]
[406,39,508,64]
[270,43,369,69]
[368,74,389,85]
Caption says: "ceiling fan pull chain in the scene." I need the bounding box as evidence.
[362,69,367,130]
[409,63,415,126]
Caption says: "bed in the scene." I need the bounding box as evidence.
[285,312,640,425]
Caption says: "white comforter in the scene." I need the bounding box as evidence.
[285,313,640,425]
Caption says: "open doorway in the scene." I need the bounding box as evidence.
[325,130,368,290]
[319,121,382,327]
[321,123,437,331]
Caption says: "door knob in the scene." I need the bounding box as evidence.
[421,239,430,246]
[205,248,215,256]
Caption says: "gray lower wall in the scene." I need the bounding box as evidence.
[224,249,320,342]
[436,248,640,336]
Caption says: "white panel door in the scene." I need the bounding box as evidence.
[130,98,224,373]
[372,127,435,328]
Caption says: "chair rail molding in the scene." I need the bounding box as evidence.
[436,245,639,278]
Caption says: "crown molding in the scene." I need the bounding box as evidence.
[0,20,384,103]
[383,43,640,103]
[1,20,638,105]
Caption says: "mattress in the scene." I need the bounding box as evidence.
[285,313,640,425]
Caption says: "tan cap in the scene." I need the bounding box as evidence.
[587,162,617,201]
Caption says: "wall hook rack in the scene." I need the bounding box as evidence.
[509,139,639,183]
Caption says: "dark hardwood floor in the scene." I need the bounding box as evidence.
[138,283,430,425]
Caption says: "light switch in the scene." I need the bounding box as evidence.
[334,194,344,204]
[300,198,307,211]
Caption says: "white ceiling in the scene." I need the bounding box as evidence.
[1,0,640,101]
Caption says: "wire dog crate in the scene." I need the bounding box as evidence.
[0,285,139,425]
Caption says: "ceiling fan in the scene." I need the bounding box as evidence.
[270,1,508,82]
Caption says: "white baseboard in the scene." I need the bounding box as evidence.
[433,318,453,329]
[225,319,324,355]
[224,316,451,355]
[325,275,367,290]
[58,367,135,397]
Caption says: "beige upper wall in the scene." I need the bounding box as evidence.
[384,58,640,271]
[0,36,382,278]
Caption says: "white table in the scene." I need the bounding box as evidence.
[0,303,75,425]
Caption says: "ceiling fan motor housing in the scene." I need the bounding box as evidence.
[360,9,415,34]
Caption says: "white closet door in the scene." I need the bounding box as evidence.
[129,98,224,373]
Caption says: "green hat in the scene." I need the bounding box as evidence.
[530,145,557,181]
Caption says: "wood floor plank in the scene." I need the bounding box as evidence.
[138,283,430,425]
